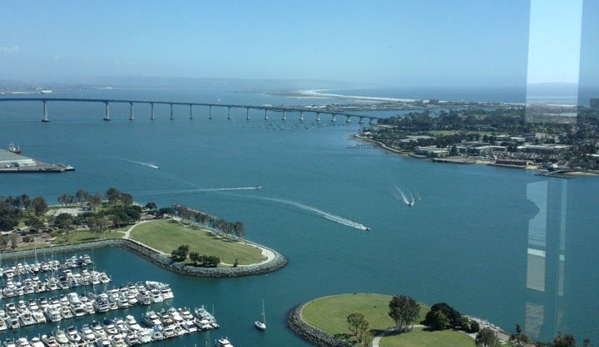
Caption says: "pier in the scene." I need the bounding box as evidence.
[0,97,381,124]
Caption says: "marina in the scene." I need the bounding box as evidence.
[0,254,222,346]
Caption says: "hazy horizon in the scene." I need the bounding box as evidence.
[1,1,597,91]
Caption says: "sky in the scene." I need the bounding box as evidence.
[0,0,595,87]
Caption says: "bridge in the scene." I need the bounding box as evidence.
[0,97,380,124]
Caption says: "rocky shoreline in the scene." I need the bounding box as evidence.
[1,238,287,278]
[287,302,353,347]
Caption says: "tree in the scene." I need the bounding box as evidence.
[427,310,450,331]
[89,193,103,211]
[171,244,190,262]
[475,327,500,347]
[145,202,157,210]
[189,251,201,265]
[554,333,577,347]
[31,196,48,216]
[9,233,18,249]
[347,313,369,343]
[424,303,462,329]
[509,323,530,347]
[388,295,420,332]
[0,235,9,250]
[121,193,133,206]
[75,189,90,205]
[105,188,121,205]
[54,213,74,230]
[233,221,245,239]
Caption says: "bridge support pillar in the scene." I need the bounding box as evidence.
[209,106,212,120]
[41,100,50,123]
[331,114,337,122]
[150,103,155,120]
[282,111,286,121]
[246,108,250,120]
[228,107,231,120]
[346,115,351,123]
[316,113,321,122]
[189,104,193,120]
[359,116,364,124]
[103,102,111,121]
[299,111,304,121]
[170,104,174,120]
[369,118,374,124]
[129,102,134,121]
[264,109,268,120]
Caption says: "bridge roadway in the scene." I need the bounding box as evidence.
[0,97,380,124]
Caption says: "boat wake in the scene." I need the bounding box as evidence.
[394,186,420,206]
[262,197,369,231]
[135,186,262,196]
[112,157,160,169]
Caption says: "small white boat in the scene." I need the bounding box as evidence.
[254,298,266,331]
[217,337,234,347]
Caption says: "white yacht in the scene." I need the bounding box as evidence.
[217,337,234,347]
[125,315,142,331]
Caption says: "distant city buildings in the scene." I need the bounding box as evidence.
[591,97,599,109]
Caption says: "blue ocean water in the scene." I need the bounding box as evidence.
[0,87,597,345]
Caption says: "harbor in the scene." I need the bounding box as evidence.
[0,145,74,173]
[0,254,223,346]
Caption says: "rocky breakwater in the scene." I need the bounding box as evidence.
[288,302,353,347]
[121,238,287,278]
[1,239,287,278]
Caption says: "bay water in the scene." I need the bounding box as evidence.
[0,87,598,345]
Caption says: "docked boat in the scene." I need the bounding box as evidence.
[28,337,43,347]
[8,143,22,155]
[54,329,69,346]
[125,314,142,331]
[66,326,82,344]
[217,337,234,347]
[141,310,161,328]
[40,334,60,347]
[14,337,30,347]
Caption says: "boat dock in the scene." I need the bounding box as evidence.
[0,148,75,173]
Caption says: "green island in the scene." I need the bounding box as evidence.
[294,293,583,347]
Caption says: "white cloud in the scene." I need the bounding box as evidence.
[0,46,19,53]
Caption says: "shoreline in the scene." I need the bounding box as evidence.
[352,133,599,177]
[1,226,287,278]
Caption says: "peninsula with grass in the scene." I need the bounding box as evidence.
[289,293,588,347]
[0,188,287,277]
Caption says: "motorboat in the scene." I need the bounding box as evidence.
[79,324,97,342]
[28,337,43,347]
[217,337,234,347]
[55,329,69,345]
[66,326,82,344]
[14,337,31,347]
[125,315,142,331]
[141,311,161,328]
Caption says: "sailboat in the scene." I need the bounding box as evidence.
[254,299,266,331]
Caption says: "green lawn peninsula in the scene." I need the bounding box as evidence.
[129,219,267,266]
[301,293,477,347]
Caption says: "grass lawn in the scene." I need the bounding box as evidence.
[52,229,124,245]
[302,293,475,347]
[380,327,476,347]
[129,219,266,266]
